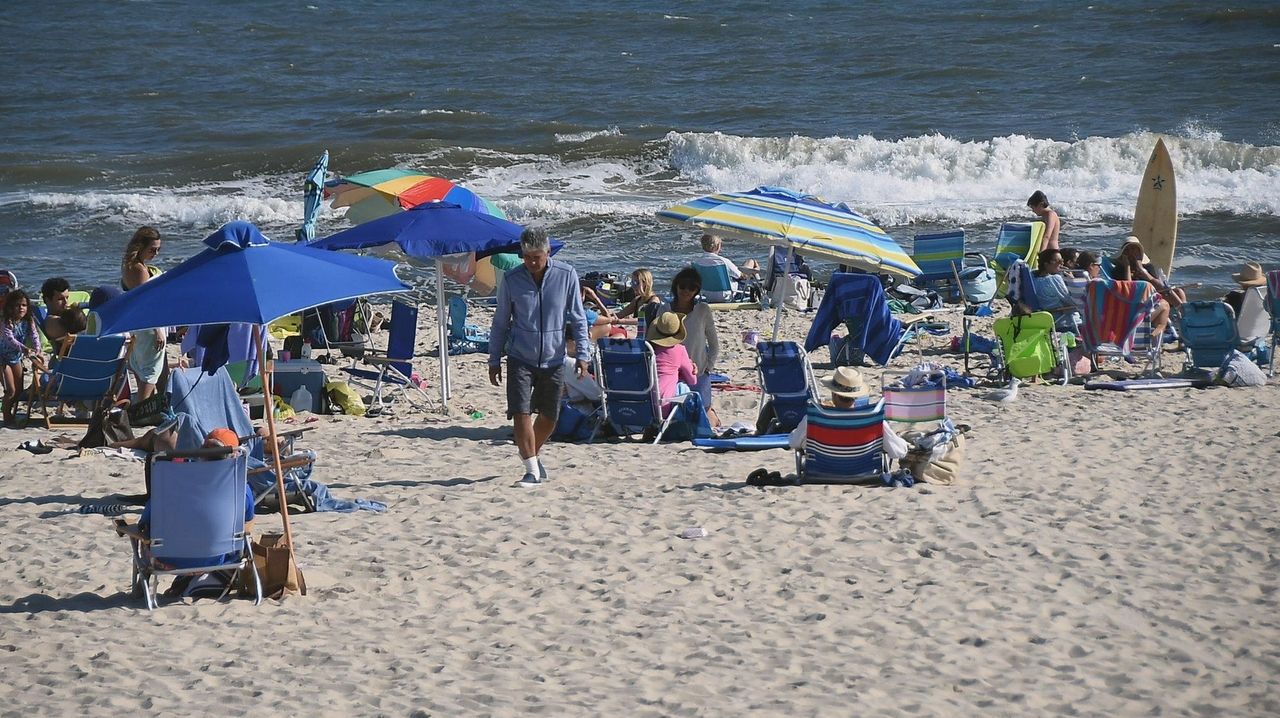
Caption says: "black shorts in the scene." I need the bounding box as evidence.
[506,358,564,420]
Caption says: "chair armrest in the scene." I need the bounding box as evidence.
[113,518,147,542]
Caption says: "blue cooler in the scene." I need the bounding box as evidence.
[272,359,327,413]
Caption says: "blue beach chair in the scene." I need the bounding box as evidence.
[911,230,966,298]
[448,294,490,354]
[114,446,262,610]
[793,400,888,485]
[344,301,431,413]
[27,333,130,429]
[1177,301,1239,372]
[692,262,748,303]
[754,341,818,434]
[592,337,697,443]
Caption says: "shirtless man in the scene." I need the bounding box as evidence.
[1026,190,1061,251]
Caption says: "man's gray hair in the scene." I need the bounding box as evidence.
[520,227,551,253]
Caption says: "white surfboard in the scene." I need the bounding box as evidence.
[1131,138,1177,278]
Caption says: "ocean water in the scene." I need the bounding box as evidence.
[2,1,1278,295]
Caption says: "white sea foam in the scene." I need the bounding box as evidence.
[553,126,622,143]
[27,188,300,230]
[666,130,1280,225]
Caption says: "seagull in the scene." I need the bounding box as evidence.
[982,377,1020,403]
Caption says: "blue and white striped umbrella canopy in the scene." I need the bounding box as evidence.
[657,186,920,279]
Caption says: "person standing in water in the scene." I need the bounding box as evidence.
[1026,190,1061,251]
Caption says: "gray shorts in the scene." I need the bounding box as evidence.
[506,358,564,419]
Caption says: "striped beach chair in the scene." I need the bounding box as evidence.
[794,400,887,485]
[1080,279,1161,376]
[1268,270,1280,376]
[883,369,947,427]
[992,221,1046,297]
[911,230,966,298]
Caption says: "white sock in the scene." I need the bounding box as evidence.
[523,457,539,476]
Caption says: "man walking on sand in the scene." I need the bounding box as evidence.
[489,227,590,487]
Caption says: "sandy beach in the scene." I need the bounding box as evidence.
[1,304,1278,716]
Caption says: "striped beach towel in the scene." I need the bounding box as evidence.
[1082,279,1155,355]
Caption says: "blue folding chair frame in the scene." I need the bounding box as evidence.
[754,341,817,433]
[27,333,130,429]
[121,447,262,610]
[592,337,691,443]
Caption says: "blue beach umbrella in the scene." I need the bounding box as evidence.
[657,186,920,279]
[88,220,409,561]
[295,150,329,243]
[91,220,409,334]
[308,201,532,259]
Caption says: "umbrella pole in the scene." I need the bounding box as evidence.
[254,325,296,556]
[435,260,450,412]
[770,246,793,341]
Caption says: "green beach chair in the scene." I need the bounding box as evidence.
[992,311,1072,384]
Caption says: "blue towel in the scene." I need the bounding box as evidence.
[168,367,254,439]
[805,273,905,365]
[246,453,386,514]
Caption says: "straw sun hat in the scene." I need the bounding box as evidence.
[1120,236,1151,264]
[646,311,687,347]
[1232,262,1267,287]
[822,366,870,400]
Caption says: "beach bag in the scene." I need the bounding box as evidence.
[1216,350,1267,387]
[78,404,133,449]
[126,390,168,427]
[777,275,812,311]
[240,532,306,600]
[899,431,966,485]
[552,401,596,442]
[324,380,366,416]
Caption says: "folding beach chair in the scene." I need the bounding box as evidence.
[113,446,261,610]
[1235,284,1270,354]
[992,221,1046,297]
[883,368,947,428]
[693,262,749,303]
[1177,301,1240,372]
[447,294,490,353]
[0,270,16,295]
[753,340,818,434]
[26,334,130,429]
[1005,259,1080,335]
[793,400,888,485]
[592,337,695,444]
[911,230,966,299]
[1268,269,1280,376]
[343,300,431,413]
[993,312,1072,384]
[805,272,918,367]
[1080,279,1162,376]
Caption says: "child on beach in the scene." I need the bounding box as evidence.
[616,268,663,327]
[1,290,45,425]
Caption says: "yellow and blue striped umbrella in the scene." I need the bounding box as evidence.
[657,186,920,279]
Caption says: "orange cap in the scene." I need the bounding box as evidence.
[203,427,240,448]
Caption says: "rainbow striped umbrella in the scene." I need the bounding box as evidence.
[657,186,919,279]
[326,169,505,225]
